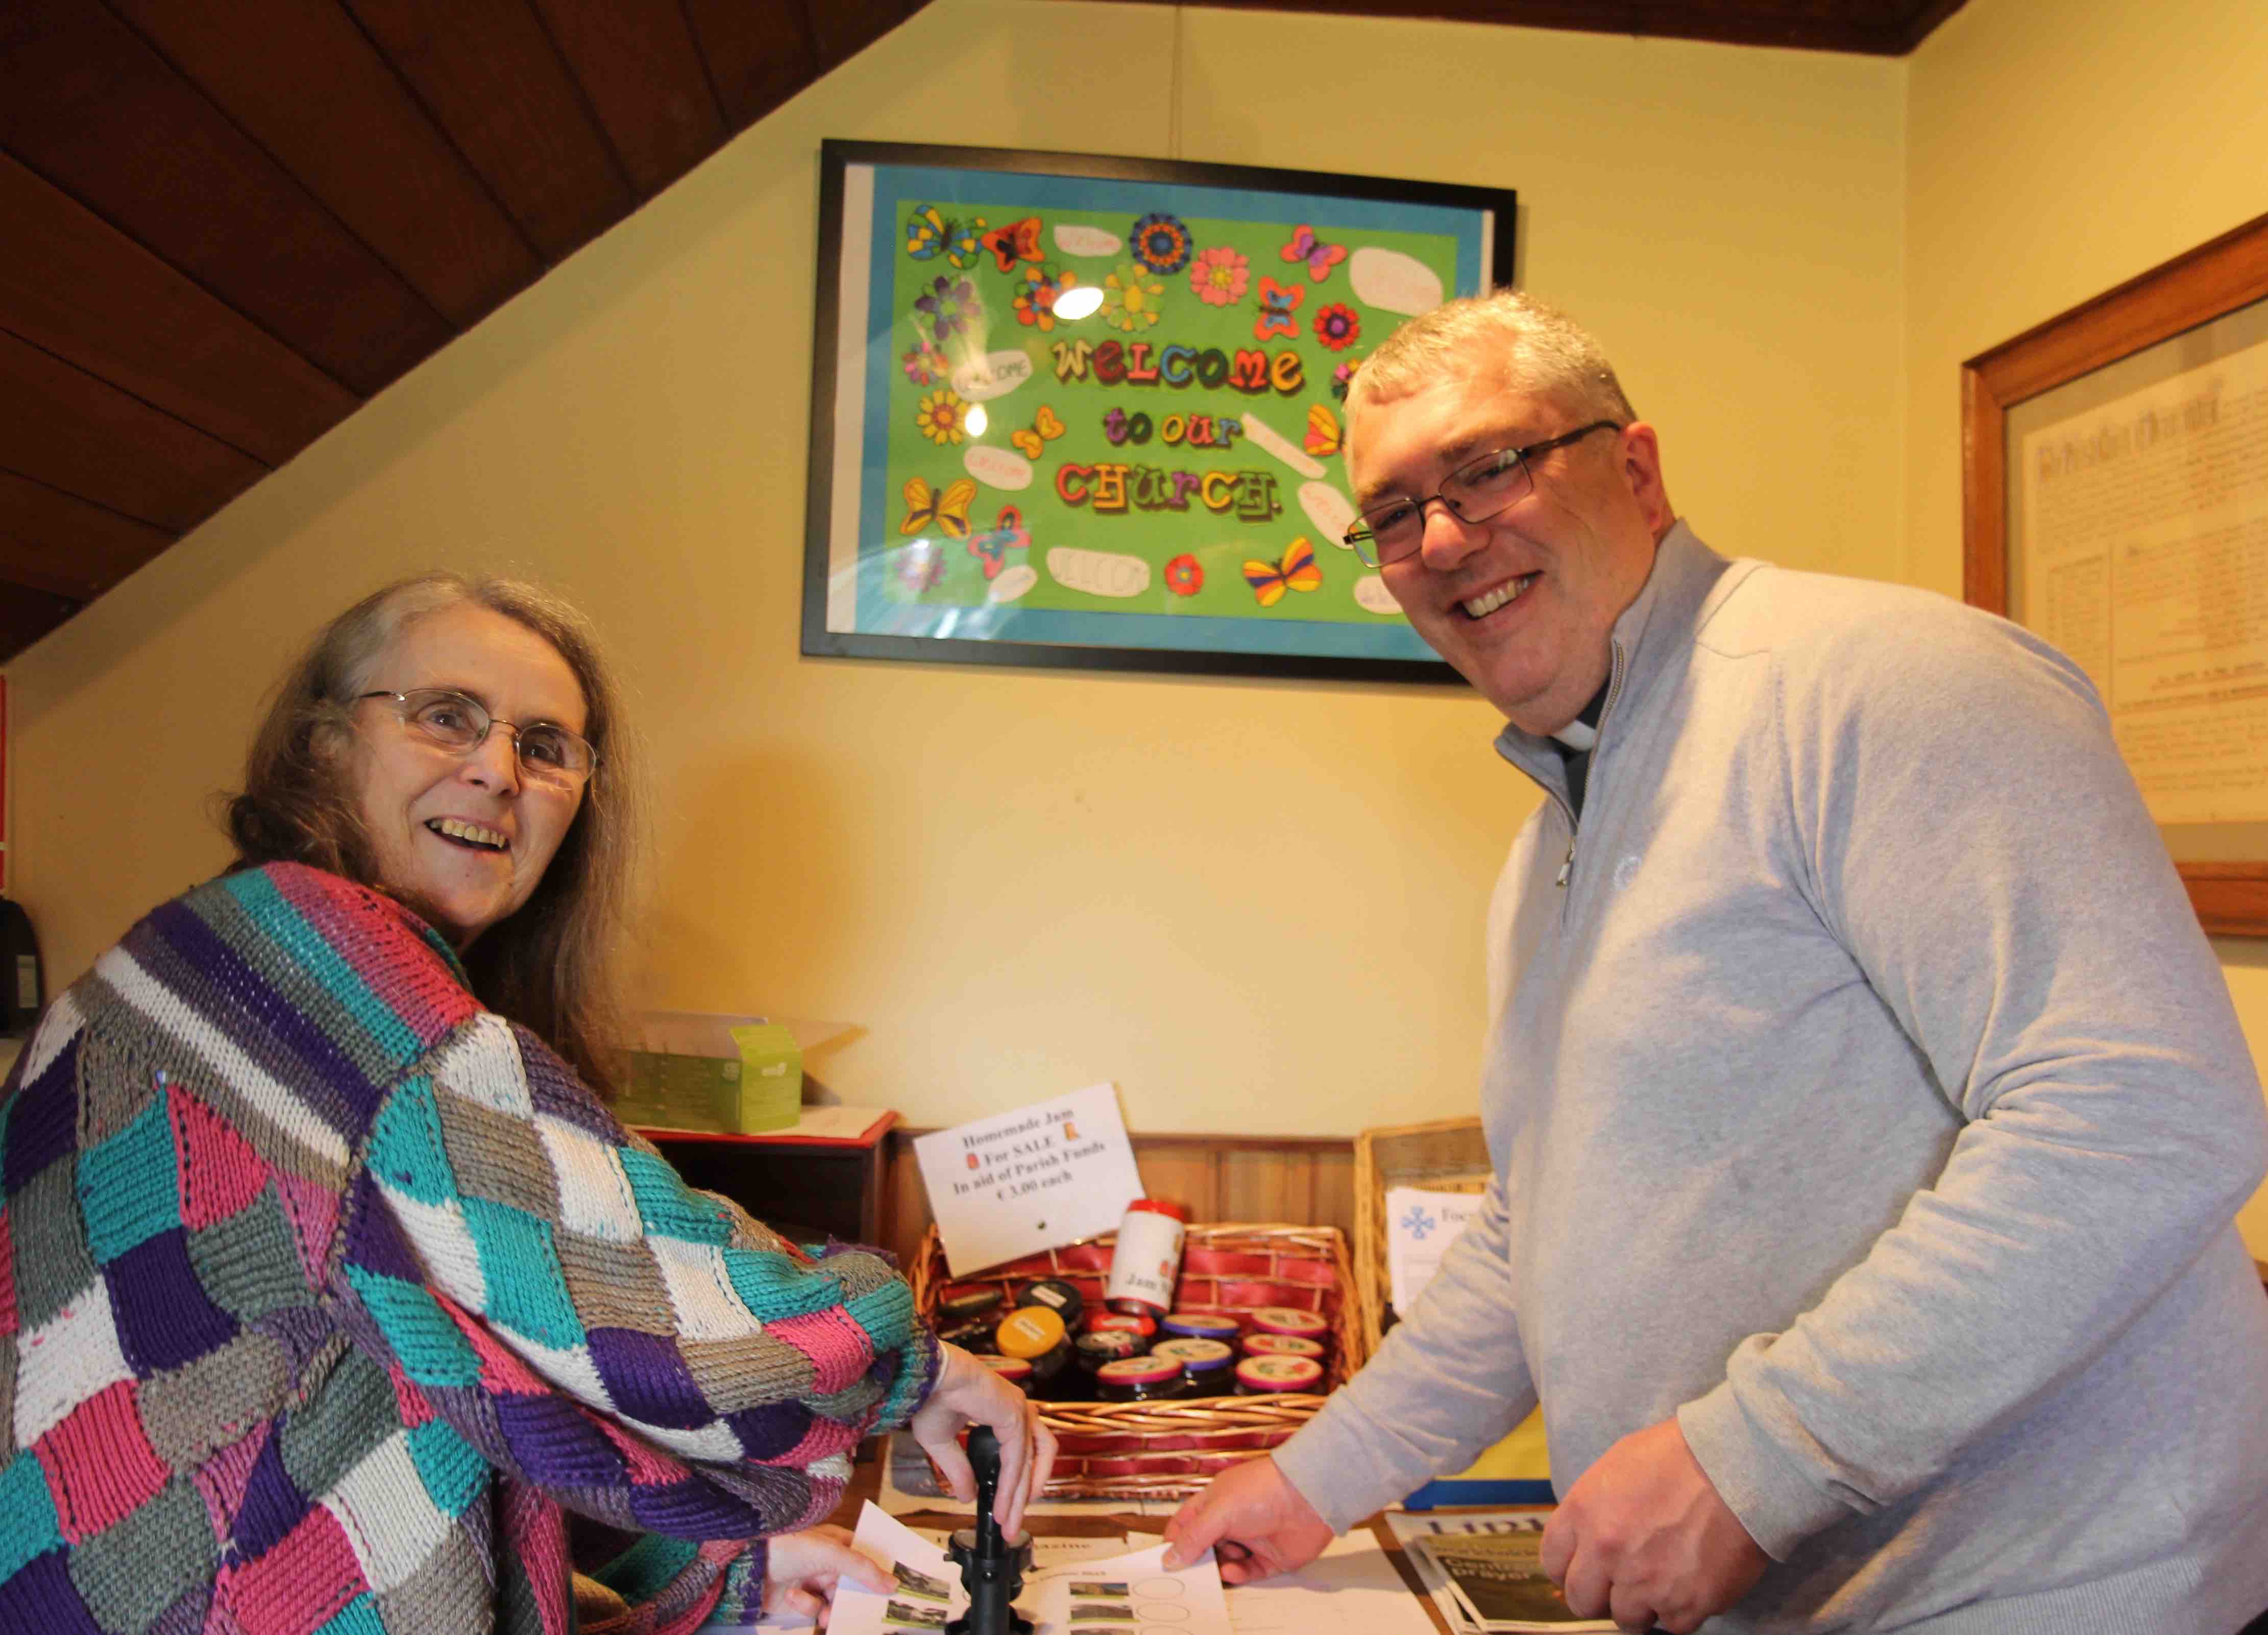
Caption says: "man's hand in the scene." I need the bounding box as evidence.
[1161,1455,1335,1584]
[1540,1418,1768,1634]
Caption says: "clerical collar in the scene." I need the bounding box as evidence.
[1550,681,1609,751]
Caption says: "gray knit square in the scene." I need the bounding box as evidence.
[67,1476,215,1634]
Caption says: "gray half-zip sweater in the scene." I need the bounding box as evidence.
[1275,525,2268,1633]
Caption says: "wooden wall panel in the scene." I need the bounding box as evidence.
[531,0,724,198]
[679,0,818,133]
[0,332,265,531]
[0,582,84,655]
[807,0,921,72]
[879,1131,1357,1271]
[109,0,540,326]
[0,0,449,394]
[345,0,633,260]
[0,157,356,465]
[0,474,174,601]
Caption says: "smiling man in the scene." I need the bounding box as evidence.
[1163,291,2268,1635]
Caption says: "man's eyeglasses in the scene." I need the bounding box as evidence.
[357,688,598,789]
[1343,421,1623,568]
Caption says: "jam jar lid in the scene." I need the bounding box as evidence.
[1095,1356,1183,1387]
[1158,1311,1241,1340]
[1249,1306,1329,1336]
[1152,1337,1235,1369]
[1242,1333,1325,1358]
[995,1305,1068,1359]
[1235,1355,1324,1393]
[978,1355,1034,1382]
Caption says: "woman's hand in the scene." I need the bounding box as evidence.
[906,1343,1058,1533]
[763,1526,891,1628]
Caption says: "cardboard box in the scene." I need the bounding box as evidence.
[614,1011,802,1134]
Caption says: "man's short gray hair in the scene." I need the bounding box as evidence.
[1347,288,1637,425]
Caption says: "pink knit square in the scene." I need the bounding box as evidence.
[596,1413,686,1486]
[761,1307,873,1395]
[771,1411,863,1468]
[387,1360,436,1428]
[35,1379,172,1541]
[221,1505,364,1635]
[168,1084,272,1229]
[193,1426,270,1542]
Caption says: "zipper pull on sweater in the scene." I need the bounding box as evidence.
[1557,836,1576,888]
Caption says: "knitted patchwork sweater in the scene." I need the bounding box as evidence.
[0,862,942,1634]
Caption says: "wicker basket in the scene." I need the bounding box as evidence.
[1351,1116,1491,1352]
[909,1221,1367,1498]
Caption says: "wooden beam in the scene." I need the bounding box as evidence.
[529,0,725,198]
[109,0,542,327]
[680,0,818,133]
[0,331,266,532]
[345,0,634,260]
[0,472,175,601]
[0,156,356,466]
[0,0,451,394]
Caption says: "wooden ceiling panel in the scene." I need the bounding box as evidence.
[108,0,543,327]
[0,0,452,394]
[808,0,922,74]
[0,331,266,533]
[530,0,726,198]
[344,0,635,259]
[0,583,86,654]
[0,157,356,466]
[680,0,819,132]
[1089,0,1961,54]
[0,474,175,602]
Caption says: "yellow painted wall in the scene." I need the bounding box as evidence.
[11,1,1905,1138]
[1904,0,2268,1250]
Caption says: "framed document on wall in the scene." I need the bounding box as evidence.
[1964,212,2268,934]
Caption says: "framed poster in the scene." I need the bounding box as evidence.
[1963,212,2268,933]
[802,140,1516,682]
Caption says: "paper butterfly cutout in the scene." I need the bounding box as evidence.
[1281,224,1347,283]
[896,540,944,594]
[1254,276,1305,341]
[982,216,1044,273]
[905,204,981,269]
[968,505,1030,579]
[1243,536,1324,607]
[1304,403,1342,458]
[1010,404,1066,459]
[901,476,977,539]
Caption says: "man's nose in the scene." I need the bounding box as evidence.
[1417,498,1484,566]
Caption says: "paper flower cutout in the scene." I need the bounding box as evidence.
[914,389,969,445]
[1012,263,1079,331]
[1165,553,1204,596]
[1189,245,1250,307]
[1130,212,1193,275]
[1313,302,1362,352]
[1103,262,1165,331]
[913,274,978,343]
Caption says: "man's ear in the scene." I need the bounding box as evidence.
[1617,421,1674,539]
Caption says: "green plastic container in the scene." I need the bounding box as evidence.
[613,1012,802,1134]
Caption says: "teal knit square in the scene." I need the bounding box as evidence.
[76,1094,180,1263]
[346,1265,482,1388]
[722,1246,844,1322]
[368,1079,459,1207]
[459,1198,586,1352]
[313,1593,389,1635]
[618,1148,730,1246]
[405,1418,486,1518]
[0,1450,64,1585]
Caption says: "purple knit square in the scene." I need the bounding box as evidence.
[229,1424,309,1560]
[0,1551,105,1634]
[722,1399,813,1461]
[492,1392,628,1488]
[152,900,387,1127]
[341,1170,422,1282]
[3,1034,81,1193]
[583,1328,711,1429]
[626,1475,763,1539]
[514,1026,617,1139]
[104,1229,240,1374]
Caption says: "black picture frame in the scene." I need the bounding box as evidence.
[801,140,1516,683]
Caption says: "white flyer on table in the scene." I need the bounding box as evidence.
[913,1084,1142,1273]
[1384,1186,1487,1314]
[826,1502,1233,1635]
